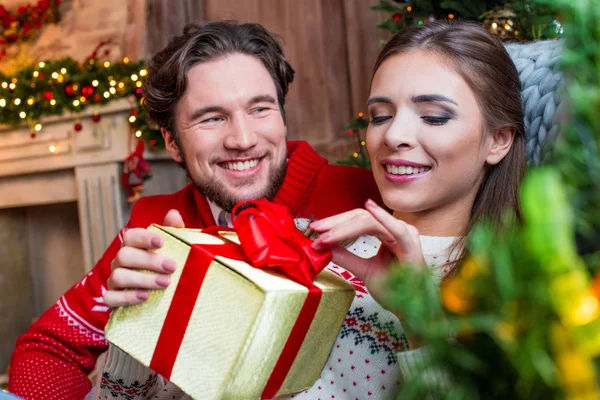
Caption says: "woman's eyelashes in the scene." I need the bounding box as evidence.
[368,113,453,126]
[369,115,392,125]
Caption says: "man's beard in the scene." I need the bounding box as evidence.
[178,150,288,213]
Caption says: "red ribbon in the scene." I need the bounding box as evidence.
[149,200,331,399]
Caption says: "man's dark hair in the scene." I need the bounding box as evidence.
[142,21,295,139]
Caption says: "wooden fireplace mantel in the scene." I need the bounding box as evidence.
[0,98,160,271]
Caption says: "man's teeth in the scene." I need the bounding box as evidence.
[385,165,430,175]
[222,159,260,171]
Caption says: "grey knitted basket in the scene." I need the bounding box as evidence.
[504,40,564,166]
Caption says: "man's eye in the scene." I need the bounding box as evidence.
[369,116,392,125]
[202,116,223,123]
[422,116,450,125]
[252,107,270,114]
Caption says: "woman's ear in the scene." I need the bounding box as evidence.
[486,127,515,165]
[161,127,183,163]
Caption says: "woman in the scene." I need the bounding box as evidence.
[92,20,525,399]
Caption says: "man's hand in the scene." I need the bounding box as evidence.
[104,209,185,307]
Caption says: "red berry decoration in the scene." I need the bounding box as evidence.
[93,94,101,103]
[74,122,83,132]
[92,113,101,123]
[43,91,53,101]
[64,83,77,97]
[392,13,403,22]
[30,132,36,139]
[81,84,95,99]
[135,87,143,99]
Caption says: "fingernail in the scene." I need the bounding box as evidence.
[162,259,177,273]
[366,199,377,208]
[310,220,322,229]
[156,275,170,287]
[151,237,164,248]
[136,291,149,300]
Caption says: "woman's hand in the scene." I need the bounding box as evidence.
[310,199,425,300]
[103,209,185,308]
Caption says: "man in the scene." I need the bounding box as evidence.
[9,21,381,399]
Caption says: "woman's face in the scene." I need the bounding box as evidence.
[367,50,492,225]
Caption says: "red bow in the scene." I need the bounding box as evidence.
[232,199,331,287]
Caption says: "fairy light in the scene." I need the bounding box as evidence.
[123,57,130,64]
[418,20,423,25]
[27,98,34,105]
[89,59,95,65]
[49,145,56,153]
[34,123,42,132]
[19,111,26,119]
[11,78,17,83]
[448,13,455,19]
[104,61,110,68]
[9,82,16,90]
[79,96,86,103]
[14,98,21,105]
[131,74,139,81]
[50,99,56,105]
[358,112,364,117]
[0,99,5,107]
[136,81,142,88]
[73,99,80,107]
[1,82,7,89]
[109,87,116,95]
[353,152,359,158]
[60,68,67,74]
[129,115,137,123]
[57,74,64,83]
[118,82,125,89]
[103,91,110,98]
[361,141,366,146]
[139,69,147,77]
[504,23,512,31]
[135,130,142,138]
[110,80,116,86]
[51,72,59,79]
[407,6,412,11]
[38,61,45,68]
[33,71,39,78]
[92,80,99,87]
[492,22,498,29]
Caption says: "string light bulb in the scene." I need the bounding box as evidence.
[19,111,26,119]
[104,61,110,68]
[109,87,116,95]
[136,81,142,88]
[49,145,56,153]
[103,91,110,98]
[118,82,125,89]
[131,74,139,81]
[27,98,34,105]
[51,72,59,79]
[123,57,129,64]
[0,99,5,107]
[139,69,147,77]
[9,82,16,90]
[1,82,7,88]
[50,99,56,105]
[135,130,142,138]
[39,61,45,68]
[353,152,359,158]
[358,112,364,117]
[60,68,67,74]
[92,80,99,87]
[14,98,21,105]
[33,71,39,78]
[73,99,80,107]
[34,123,42,131]
[129,115,137,123]
[110,80,116,86]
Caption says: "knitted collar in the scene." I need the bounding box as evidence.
[192,141,328,226]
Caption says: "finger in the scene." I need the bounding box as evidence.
[111,246,177,273]
[365,199,414,247]
[108,268,171,291]
[104,289,150,308]
[309,209,367,232]
[123,228,164,250]
[163,209,185,228]
[311,211,395,250]
[329,246,374,283]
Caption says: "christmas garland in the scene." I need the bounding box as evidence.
[0,0,62,62]
[0,55,163,148]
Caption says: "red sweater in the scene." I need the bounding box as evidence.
[9,141,382,400]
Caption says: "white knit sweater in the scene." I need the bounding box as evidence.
[89,221,458,400]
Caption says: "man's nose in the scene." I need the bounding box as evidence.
[223,115,258,150]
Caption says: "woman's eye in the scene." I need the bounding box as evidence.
[369,116,392,125]
[421,116,450,125]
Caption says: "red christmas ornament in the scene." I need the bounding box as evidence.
[393,13,403,22]
[130,110,138,117]
[92,113,101,123]
[135,87,143,99]
[43,91,53,101]
[81,84,95,99]
[64,83,77,97]
[74,122,83,132]
[93,94,101,103]
[150,139,157,146]
[348,129,354,135]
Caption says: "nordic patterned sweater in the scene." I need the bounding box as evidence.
[8,141,383,400]
[89,222,458,400]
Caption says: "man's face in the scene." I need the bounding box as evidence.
[164,53,288,212]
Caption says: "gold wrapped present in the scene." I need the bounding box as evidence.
[105,201,356,400]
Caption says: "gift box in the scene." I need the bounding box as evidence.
[105,201,356,400]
